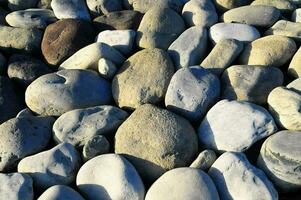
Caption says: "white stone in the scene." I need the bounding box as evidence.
[38,185,85,200]
[190,150,217,170]
[51,0,91,20]
[98,58,117,79]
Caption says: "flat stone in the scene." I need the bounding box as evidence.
[209,23,261,44]
[25,69,112,116]
[209,152,278,200]
[77,154,145,200]
[265,20,301,41]
[51,0,90,20]
[190,150,217,170]
[182,0,218,27]
[292,8,301,22]
[6,8,57,29]
[222,5,280,27]
[201,39,243,76]
[96,30,136,55]
[38,185,85,200]
[126,0,184,13]
[115,104,198,183]
[289,47,301,78]
[198,100,277,152]
[60,43,125,71]
[112,48,174,109]
[165,66,220,122]
[53,105,128,147]
[136,7,185,50]
[221,65,284,104]
[98,58,117,79]
[87,0,122,15]
[0,115,54,171]
[145,168,220,200]
[212,0,251,11]
[257,131,301,192]
[168,26,207,70]
[82,135,110,161]
[251,0,296,13]
[18,143,81,190]
[0,173,33,200]
[8,0,39,11]
[239,35,297,67]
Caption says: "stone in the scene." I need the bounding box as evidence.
[129,0,184,13]
[5,9,57,29]
[257,131,301,192]
[165,67,220,122]
[8,0,39,11]
[7,54,52,87]
[222,5,280,28]
[209,152,278,200]
[198,100,277,152]
[182,0,218,28]
[16,108,33,118]
[201,39,243,76]
[0,115,54,171]
[115,104,198,183]
[289,46,301,78]
[190,150,217,170]
[60,43,125,71]
[265,20,301,41]
[0,76,23,124]
[251,0,296,13]
[209,23,261,44]
[221,65,284,104]
[136,7,186,50]
[82,135,110,161]
[38,185,85,200]
[0,26,42,54]
[53,105,128,147]
[292,8,301,22]
[145,168,220,200]
[267,86,301,130]
[38,0,51,9]
[212,0,251,11]
[239,35,297,67]
[87,0,122,15]
[112,48,174,109]
[98,58,117,79]
[168,26,207,70]
[0,173,33,200]
[287,78,301,91]
[25,69,112,116]
[51,0,90,20]
[76,154,145,200]
[96,30,136,55]
[42,19,96,66]
[93,10,143,32]
[0,52,6,74]
[18,143,81,190]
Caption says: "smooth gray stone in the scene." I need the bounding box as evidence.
[87,0,123,15]
[190,150,217,170]
[98,58,117,79]
[38,185,85,200]
[8,0,39,11]
[265,20,301,41]
[123,0,184,13]
[82,135,110,161]
[251,0,296,13]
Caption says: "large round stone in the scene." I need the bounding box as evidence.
[38,185,85,200]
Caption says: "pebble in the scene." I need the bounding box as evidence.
[96,30,136,55]
[5,8,57,29]
[251,0,296,13]
[287,78,301,91]
[18,143,81,190]
[82,135,110,161]
[198,100,277,152]
[53,105,128,147]
[0,173,33,200]
[136,7,185,50]
[98,58,117,79]
[209,23,261,44]
[212,0,251,11]
[112,48,174,109]
[201,39,243,76]
[222,5,280,28]
[265,20,301,41]
[182,0,218,28]
[87,0,122,15]
[115,104,198,183]
[0,115,54,171]
[51,0,90,21]
[190,150,217,170]
[221,65,284,104]
[41,19,96,66]
[239,35,297,67]
[25,69,112,116]
[38,0,52,9]
[257,131,301,192]
[8,0,39,11]
[292,8,301,22]
[168,26,208,70]
[165,66,220,122]
[76,154,145,200]
[145,168,220,200]
[38,185,85,200]
[60,43,125,71]
[128,0,184,13]
[209,152,278,200]
[289,47,301,78]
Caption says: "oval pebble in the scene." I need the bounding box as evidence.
[38,185,85,200]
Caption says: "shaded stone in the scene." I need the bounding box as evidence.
[51,0,90,20]
[190,150,217,170]
[82,135,110,161]
[289,46,301,78]
[38,185,85,200]
[8,0,39,11]
[212,0,251,11]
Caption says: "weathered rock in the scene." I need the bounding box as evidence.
[82,135,110,161]
[18,143,81,190]
[212,0,251,11]
[25,69,112,116]
[265,20,301,41]
[8,0,39,11]
[38,185,85,200]
[98,58,117,79]
[112,48,174,109]
[126,0,184,13]
[115,104,198,183]
[190,150,217,170]
[51,0,90,20]
[198,100,277,152]
[53,105,128,147]
[209,152,278,200]
[145,168,220,200]
[77,154,145,200]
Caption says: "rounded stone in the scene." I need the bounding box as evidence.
[145,168,220,200]
[251,0,296,13]
[115,104,198,183]
[76,154,145,200]
[82,135,110,161]
[112,48,174,109]
[289,47,301,78]
[8,0,39,11]
[190,150,217,170]
[38,185,85,200]
[25,69,112,116]
[38,0,52,9]
[292,8,301,22]
[128,0,184,13]
[98,58,117,79]
[265,20,301,41]
[51,0,90,20]
[212,0,251,11]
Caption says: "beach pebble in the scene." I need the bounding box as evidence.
[38,185,85,200]
[292,8,301,22]
[51,0,90,20]
[265,20,301,41]
[98,58,117,79]
[128,0,184,13]
[190,150,217,170]
[251,0,296,13]
[212,0,251,11]
[87,0,122,15]
[289,46,301,78]
[82,135,110,161]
